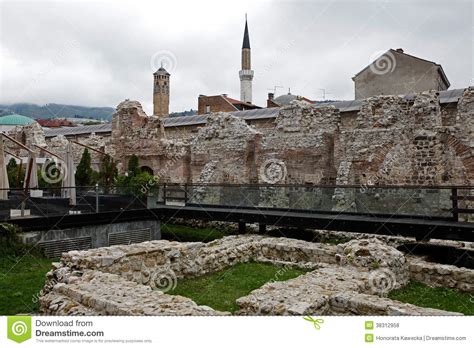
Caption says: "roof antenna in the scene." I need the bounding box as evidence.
[267,86,283,94]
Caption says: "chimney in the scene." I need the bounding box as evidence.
[396,48,404,53]
[268,92,274,100]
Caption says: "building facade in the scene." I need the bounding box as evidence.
[353,48,450,100]
[198,94,260,114]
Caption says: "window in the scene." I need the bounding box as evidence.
[205,105,210,113]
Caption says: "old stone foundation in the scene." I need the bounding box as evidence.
[39,236,473,316]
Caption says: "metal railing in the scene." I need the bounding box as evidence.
[160,183,474,222]
[0,185,153,221]
[0,184,472,222]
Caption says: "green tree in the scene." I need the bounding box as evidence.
[98,154,118,192]
[6,158,24,188]
[75,149,94,187]
[129,171,154,196]
[127,155,141,178]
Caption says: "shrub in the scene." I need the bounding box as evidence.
[0,223,28,256]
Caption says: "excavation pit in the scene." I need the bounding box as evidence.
[39,235,474,316]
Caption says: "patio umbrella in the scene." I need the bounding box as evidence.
[23,151,38,189]
[0,136,9,199]
[62,142,76,205]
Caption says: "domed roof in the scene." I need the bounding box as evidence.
[273,93,298,105]
[0,114,36,126]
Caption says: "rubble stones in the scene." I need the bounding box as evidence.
[40,235,471,316]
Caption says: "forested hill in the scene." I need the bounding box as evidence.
[0,103,115,121]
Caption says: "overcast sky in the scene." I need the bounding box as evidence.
[0,0,472,115]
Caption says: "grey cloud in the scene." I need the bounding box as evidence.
[0,0,471,114]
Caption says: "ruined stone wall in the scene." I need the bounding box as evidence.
[110,88,472,187]
[47,133,112,169]
[262,102,339,184]
[5,124,112,170]
[189,113,261,184]
[335,89,473,186]
[165,125,201,142]
[246,118,276,131]
[110,100,189,177]
[8,87,466,189]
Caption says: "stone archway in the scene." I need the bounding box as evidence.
[140,166,153,175]
[443,134,473,184]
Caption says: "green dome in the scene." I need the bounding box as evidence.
[0,114,36,126]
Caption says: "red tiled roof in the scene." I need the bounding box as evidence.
[224,96,247,105]
[37,119,75,127]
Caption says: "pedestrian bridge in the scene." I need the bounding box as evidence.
[1,184,473,256]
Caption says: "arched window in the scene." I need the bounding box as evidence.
[140,166,153,175]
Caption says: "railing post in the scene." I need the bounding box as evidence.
[20,194,26,217]
[95,184,99,213]
[238,220,246,234]
[163,183,167,205]
[184,183,188,205]
[451,188,458,222]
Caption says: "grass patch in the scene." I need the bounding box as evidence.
[0,251,53,315]
[161,223,232,242]
[388,282,474,315]
[168,262,306,313]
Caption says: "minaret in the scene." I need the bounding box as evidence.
[239,15,254,104]
[153,64,170,117]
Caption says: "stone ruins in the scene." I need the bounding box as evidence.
[39,235,473,315]
[5,88,473,187]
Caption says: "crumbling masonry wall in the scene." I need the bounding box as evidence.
[108,88,473,188]
[7,88,472,191]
